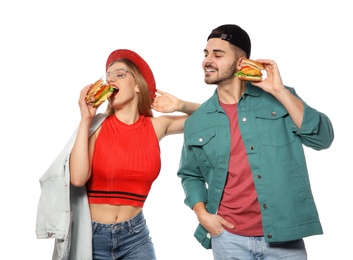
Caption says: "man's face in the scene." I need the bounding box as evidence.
[202,38,238,85]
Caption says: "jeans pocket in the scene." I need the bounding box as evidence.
[91,221,100,235]
[131,218,147,234]
[212,229,226,239]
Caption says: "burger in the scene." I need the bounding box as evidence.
[235,59,264,82]
[85,79,116,107]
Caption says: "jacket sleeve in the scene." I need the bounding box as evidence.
[292,101,334,150]
[177,133,212,250]
[177,127,208,210]
[35,128,77,240]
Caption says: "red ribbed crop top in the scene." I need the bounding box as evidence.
[86,114,161,207]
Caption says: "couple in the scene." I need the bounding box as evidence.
[36,24,334,260]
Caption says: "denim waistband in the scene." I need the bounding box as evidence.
[91,210,144,230]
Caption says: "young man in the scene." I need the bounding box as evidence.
[177,24,334,259]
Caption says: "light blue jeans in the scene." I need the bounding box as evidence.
[91,211,156,259]
[212,230,307,260]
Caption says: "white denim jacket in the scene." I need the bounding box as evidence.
[36,113,108,260]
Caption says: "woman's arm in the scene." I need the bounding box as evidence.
[70,85,98,187]
[152,89,200,115]
[151,89,200,140]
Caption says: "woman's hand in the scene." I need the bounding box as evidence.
[78,84,98,121]
[152,89,181,113]
[152,89,200,115]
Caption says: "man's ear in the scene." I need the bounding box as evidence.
[236,56,246,69]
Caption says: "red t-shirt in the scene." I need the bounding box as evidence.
[86,115,161,207]
[218,102,263,236]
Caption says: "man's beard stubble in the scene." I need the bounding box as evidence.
[204,61,238,85]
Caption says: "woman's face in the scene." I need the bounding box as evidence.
[106,61,138,107]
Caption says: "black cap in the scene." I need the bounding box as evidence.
[207,24,251,58]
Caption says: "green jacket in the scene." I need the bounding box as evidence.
[177,83,334,249]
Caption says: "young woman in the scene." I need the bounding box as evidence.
[69,49,199,259]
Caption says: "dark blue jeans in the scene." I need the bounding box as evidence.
[91,211,156,259]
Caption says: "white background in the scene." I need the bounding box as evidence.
[1,0,351,259]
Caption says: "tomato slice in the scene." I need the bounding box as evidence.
[94,85,108,99]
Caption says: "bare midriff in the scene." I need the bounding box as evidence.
[89,204,142,224]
